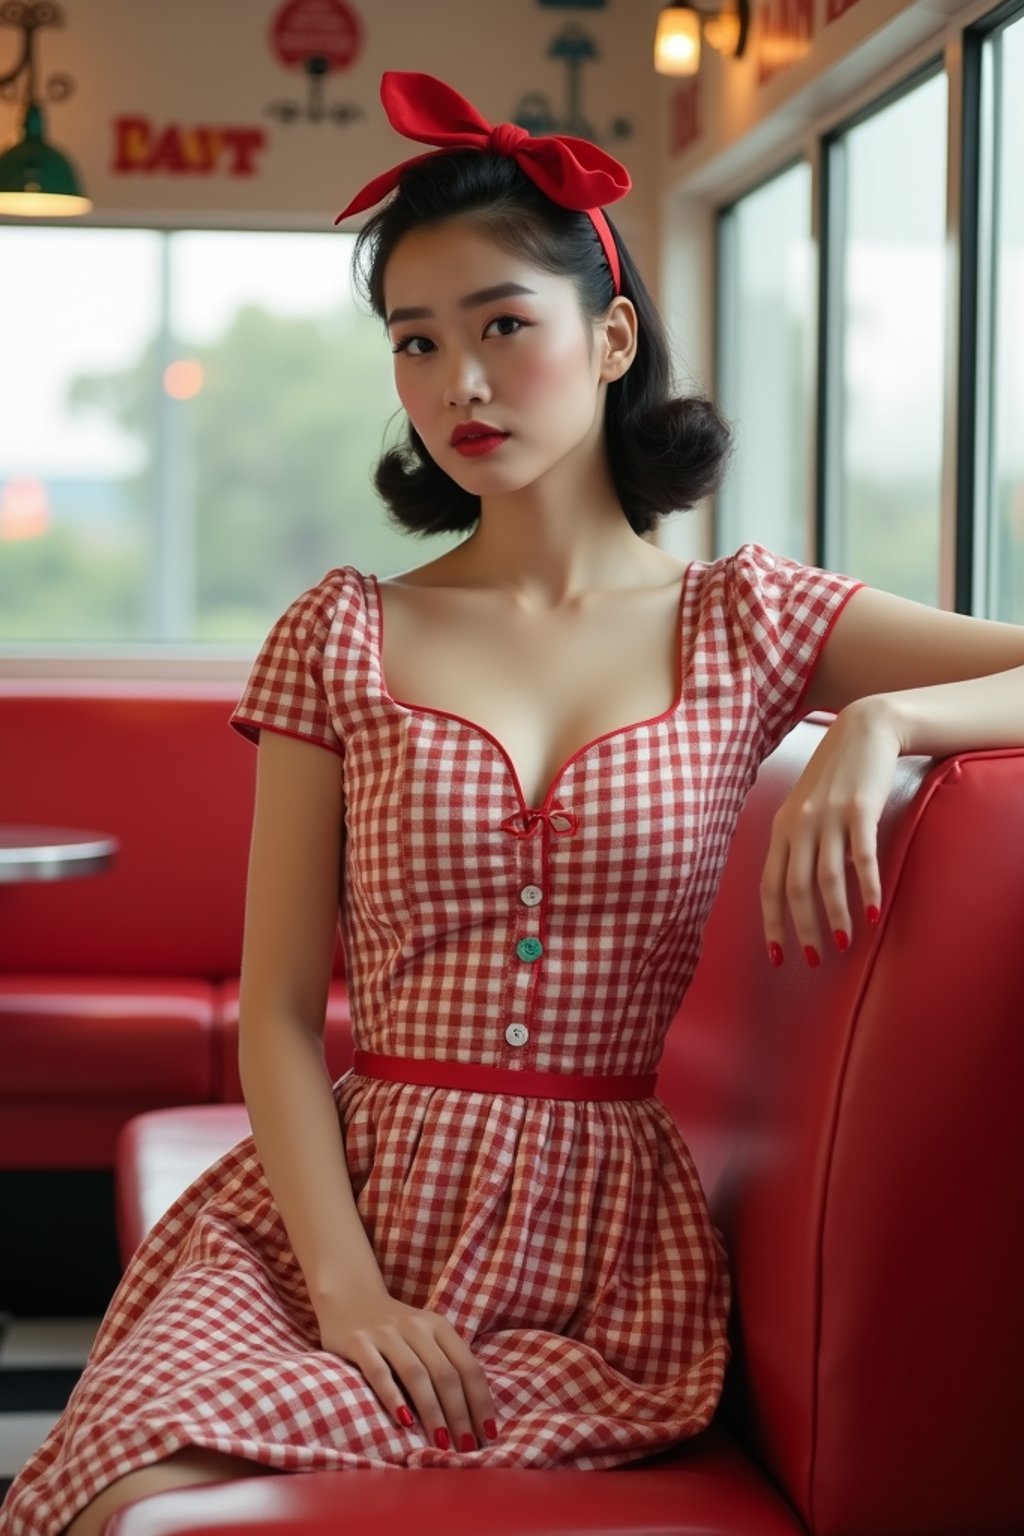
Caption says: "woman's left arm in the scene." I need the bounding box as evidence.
[762,585,1024,966]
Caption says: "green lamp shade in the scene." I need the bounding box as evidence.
[0,102,91,217]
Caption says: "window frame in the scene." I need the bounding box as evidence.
[0,218,373,676]
[669,0,1024,618]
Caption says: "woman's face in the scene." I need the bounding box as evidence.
[382,220,614,493]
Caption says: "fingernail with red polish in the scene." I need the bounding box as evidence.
[833,929,849,952]
[396,1405,413,1428]
[866,904,881,926]
[435,1427,450,1450]
[804,945,821,968]
[484,1418,498,1441]
[768,942,784,968]
[460,1432,477,1452]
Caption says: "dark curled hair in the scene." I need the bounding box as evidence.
[351,149,734,538]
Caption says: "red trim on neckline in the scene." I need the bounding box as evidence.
[362,564,697,815]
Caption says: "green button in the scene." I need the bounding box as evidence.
[516,936,543,962]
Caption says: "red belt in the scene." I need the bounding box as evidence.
[351,1049,657,1101]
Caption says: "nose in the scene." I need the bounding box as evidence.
[443,349,491,409]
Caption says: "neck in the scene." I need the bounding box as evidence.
[448,436,662,610]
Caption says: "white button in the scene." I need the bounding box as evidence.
[505,1023,529,1047]
[519,884,543,907]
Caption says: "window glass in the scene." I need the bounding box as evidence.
[0,230,160,641]
[0,229,461,645]
[824,72,948,602]
[976,20,1024,622]
[715,162,813,561]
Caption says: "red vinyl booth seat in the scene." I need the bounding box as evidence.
[0,682,349,1170]
[111,720,1024,1536]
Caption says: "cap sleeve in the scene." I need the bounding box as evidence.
[229,570,350,758]
[729,542,865,758]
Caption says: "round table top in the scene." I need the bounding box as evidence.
[0,824,120,884]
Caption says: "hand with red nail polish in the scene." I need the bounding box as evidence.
[758,698,896,976]
[316,1288,500,1454]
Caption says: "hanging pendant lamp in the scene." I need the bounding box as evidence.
[0,1,91,217]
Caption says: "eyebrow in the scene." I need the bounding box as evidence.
[386,282,538,327]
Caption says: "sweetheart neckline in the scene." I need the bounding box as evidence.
[363,565,698,814]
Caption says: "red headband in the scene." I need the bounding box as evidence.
[334,71,631,295]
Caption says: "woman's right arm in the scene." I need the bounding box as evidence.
[235,727,502,1449]
[236,726,387,1307]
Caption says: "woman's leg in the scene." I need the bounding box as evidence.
[62,1446,277,1536]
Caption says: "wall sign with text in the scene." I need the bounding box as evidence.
[113,118,268,177]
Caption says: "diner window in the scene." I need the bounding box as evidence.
[973,14,1024,622]
[820,68,948,604]
[0,229,460,648]
[715,161,813,562]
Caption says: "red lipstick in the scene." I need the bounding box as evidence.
[452,433,509,457]
[449,419,510,454]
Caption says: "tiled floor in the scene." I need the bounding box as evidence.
[0,1314,101,1503]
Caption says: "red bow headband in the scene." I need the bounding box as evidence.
[334,72,631,295]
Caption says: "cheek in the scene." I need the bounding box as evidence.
[394,372,427,428]
[512,334,591,400]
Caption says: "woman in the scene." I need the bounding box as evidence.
[5,69,1024,1536]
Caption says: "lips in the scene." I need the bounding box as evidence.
[449,421,507,445]
[451,433,509,457]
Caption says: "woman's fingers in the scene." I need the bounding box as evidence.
[761,707,897,967]
[760,815,791,965]
[782,805,826,962]
[431,1319,502,1450]
[379,1311,500,1452]
[763,802,881,966]
[320,1294,500,1454]
[845,795,884,924]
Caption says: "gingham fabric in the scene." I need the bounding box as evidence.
[0,542,863,1535]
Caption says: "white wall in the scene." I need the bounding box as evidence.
[0,0,665,280]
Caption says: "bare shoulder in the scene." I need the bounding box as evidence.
[376,550,466,591]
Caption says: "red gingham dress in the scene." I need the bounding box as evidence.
[0,542,863,1536]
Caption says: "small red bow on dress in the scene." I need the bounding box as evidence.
[334,71,631,295]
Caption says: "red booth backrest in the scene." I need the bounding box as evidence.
[666,718,1024,1536]
[0,681,345,980]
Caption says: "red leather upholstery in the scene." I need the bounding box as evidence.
[115,1104,253,1267]
[111,719,1024,1536]
[661,729,1024,1536]
[0,683,252,977]
[105,1438,806,1535]
[0,682,346,1169]
[0,977,215,1167]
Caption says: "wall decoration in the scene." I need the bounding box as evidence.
[0,1,656,224]
[669,78,700,155]
[112,117,267,176]
[266,0,363,127]
[0,0,78,119]
[756,0,813,85]
[519,9,631,145]
[0,0,91,215]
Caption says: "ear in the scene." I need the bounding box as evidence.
[598,297,638,383]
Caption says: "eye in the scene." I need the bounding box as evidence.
[390,334,433,357]
[484,314,528,338]
[390,314,530,356]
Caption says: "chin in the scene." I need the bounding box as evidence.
[442,454,528,490]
